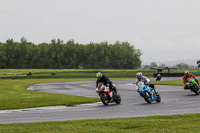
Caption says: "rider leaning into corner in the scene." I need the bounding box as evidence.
[96,72,118,94]
[183,70,199,90]
[136,72,158,94]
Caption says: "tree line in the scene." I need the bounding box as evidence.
[0,38,142,69]
[144,62,199,70]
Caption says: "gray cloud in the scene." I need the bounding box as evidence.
[0,0,199,63]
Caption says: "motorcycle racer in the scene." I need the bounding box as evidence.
[183,70,199,90]
[136,72,158,94]
[96,72,117,93]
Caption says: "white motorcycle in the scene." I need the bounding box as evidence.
[96,83,121,105]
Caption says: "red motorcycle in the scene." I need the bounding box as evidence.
[96,83,121,105]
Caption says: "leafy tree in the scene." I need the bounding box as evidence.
[0,38,142,69]
[159,63,167,68]
[0,43,7,68]
[197,60,200,68]
[3,39,16,68]
[150,62,158,68]
[176,62,189,69]
[34,43,49,68]
[109,41,142,69]
[64,39,79,69]
[15,37,29,68]
[143,65,150,69]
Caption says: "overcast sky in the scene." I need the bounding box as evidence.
[0,0,199,64]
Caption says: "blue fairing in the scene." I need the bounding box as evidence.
[137,82,157,101]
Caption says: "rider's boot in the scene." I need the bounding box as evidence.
[153,88,158,95]
[112,87,118,95]
[195,79,199,85]
[152,88,158,101]
[114,89,118,95]
[184,85,189,90]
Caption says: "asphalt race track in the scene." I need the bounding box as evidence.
[1,77,200,124]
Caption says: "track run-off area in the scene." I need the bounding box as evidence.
[1,77,200,124]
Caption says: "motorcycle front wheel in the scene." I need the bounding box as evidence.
[113,92,121,104]
[142,92,152,104]
[100,94,109,105]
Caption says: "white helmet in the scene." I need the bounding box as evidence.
[136,72,142,79]
[184,70,189,76]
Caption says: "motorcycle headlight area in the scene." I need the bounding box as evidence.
[101,86,105,91]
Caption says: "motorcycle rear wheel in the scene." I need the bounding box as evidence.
[100,94,109,105]
[195,87,199,95]
[191,85,199,95]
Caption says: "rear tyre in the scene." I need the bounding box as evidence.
[100,94,109,105]
[156,93,161,103]
[142,92,152,104]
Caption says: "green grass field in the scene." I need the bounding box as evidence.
[0,69,155,76]
[0,78,100,110]
[1,114,200,133]
[151,80,183,86]
[0,69,156,79]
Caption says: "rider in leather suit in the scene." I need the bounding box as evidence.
[183,70,199,90]
[136,72,157,93]
[96,72,117,93]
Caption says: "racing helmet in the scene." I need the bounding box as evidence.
[136,72,142,79]
[96,72,103,78]
[184,70,189,76]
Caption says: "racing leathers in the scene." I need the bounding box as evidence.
[183,73,199,89]
[96,75,117,92]
[136,76,157,93]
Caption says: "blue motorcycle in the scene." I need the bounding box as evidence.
[137,81,161,104]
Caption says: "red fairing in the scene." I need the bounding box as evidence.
[106,89,112,94]
[183,73,196,84]
[98,85,111,97]
[97,85,103,92]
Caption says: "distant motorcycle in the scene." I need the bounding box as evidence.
[156,73,161,81]
[96,83,121,105]
[186,78,199,95]
[137,81,161,104]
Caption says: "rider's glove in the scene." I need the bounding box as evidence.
[112,83,116,87]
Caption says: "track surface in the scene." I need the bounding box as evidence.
[1,77,200,124]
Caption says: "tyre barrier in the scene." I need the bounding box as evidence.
[153,73,184,77]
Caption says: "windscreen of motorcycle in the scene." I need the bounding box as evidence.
[187,78,192,82]
[138,82,143,87]
[98,82,104,89]
[138,82,143,90]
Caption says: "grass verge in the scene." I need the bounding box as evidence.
[0,78,100,110]
[0,114,200,132]
[151,80,183,86]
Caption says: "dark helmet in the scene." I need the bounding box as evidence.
[136,72,142,80]
[96,72,103,78]
[184,70,189,76]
